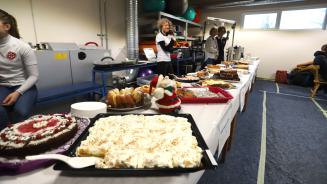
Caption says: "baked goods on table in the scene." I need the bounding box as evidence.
[140,85,151,94]
[76,115,203,169]
[202,79,234,89]
[106,87,144,108]
[174,75,200,83]
[0,114,77,156]
[176,81,182,88]
[235,64,249,70]
[223,61,236,66]
[237,60,249,65]
[196,70,209,78]
[212,69,240,81]
[177,88,225,98]
[206,66,221,74]
[177,88,196,98]
[207,64,220,69]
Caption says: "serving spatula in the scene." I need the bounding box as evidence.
[25,154,99,169]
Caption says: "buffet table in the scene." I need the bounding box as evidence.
[1,60,260,184]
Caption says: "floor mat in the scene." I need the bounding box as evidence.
[265,93,327,184]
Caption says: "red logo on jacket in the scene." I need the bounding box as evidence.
[7,51,17,61]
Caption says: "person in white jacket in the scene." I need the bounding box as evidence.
[156,18,176,76]
[202,28,218,69]
[0,9,38,129]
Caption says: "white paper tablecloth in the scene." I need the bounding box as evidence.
[1,60,260,184]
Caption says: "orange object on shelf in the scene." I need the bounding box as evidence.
[139,41,157,53]
[174,41,190,48]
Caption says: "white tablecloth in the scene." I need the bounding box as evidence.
[1,60,260,184]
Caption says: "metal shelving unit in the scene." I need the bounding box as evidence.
[159,12,202,28]
[140,34,197,41]
[139,11,204,74]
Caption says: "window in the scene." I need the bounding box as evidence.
[243,13,277,29]
[280,8,326,29]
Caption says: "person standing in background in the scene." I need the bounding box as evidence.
[202,28,218,69]
[156,18,176,76]
[0,9,39,130]
[216,26,229,63]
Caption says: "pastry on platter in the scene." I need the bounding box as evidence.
[202,79,234,89]
[196,70,209,78]
[235,64,249,70]
[207,64,220,69]
[212,69,240,81]
[76,115,203,169]
[106,88,144,108]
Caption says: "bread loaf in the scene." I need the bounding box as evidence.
[106,87,144,108]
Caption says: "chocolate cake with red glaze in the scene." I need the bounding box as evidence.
[0,114,77,156]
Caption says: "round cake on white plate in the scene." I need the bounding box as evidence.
[0,114,77,156]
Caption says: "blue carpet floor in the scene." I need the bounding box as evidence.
[252,80,277,92]
[199,90,263,184]
[265,93,327,184]
[316,99,327,110]
[198,80,327,184]
[277,83,312,97]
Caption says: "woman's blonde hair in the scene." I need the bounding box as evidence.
[157,18,172,31]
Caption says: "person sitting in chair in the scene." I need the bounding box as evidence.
[297,44,327,81]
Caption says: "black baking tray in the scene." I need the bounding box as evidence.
[53,113,217,176]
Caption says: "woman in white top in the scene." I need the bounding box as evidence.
[0,9,38,129]
[156,18,176,76]
[202,28,218,69]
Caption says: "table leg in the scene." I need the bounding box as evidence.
[250,76,256,92]
[227,115,237,151]
[101,71,106,97]
[92,70,96,83]
[242,90,250,112]
[219,141,228,164]
[176,60,180,75]
[92,70,97,98]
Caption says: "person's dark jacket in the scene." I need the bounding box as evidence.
[158,40,174,53]
[216,37,228,62]
[313,51,327,81]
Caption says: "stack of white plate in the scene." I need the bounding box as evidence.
[71,102,107,118]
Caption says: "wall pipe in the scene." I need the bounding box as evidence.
[104,0,109,50]
[98,0,104,47]
[126,0,139,60]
